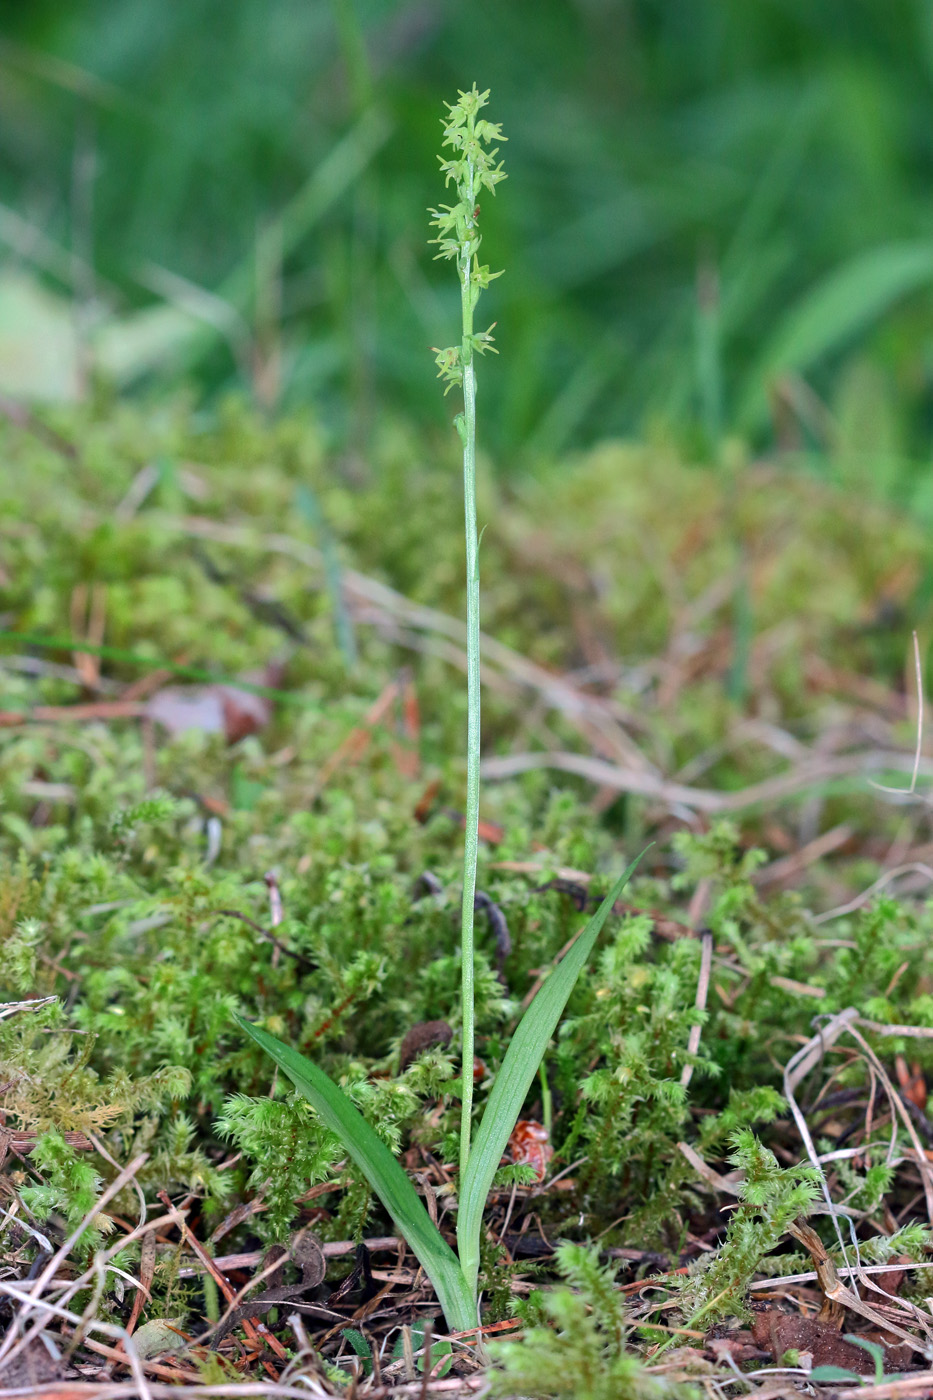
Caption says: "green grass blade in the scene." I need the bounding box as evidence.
[738,240,933,431]
[456,853,646,1294]
[295,483,358,667]
[235,1016,476,1332]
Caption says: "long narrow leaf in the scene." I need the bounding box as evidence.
[457,854,645,1294]
[235,1016,476,1333]
[738,241,933,431]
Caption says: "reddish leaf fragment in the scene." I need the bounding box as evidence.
[441,805,505,844]
[414,779,442,824]
[220,685,271,743]
[508,1120,553,1183]
[895,1054,928,1112]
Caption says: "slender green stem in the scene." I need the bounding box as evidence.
[428,84,506,1309]
[458,155,480,1185]
[539,1060,553,1139]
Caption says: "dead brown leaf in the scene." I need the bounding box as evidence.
[144,672,275,744]
[751,1310,912,1375]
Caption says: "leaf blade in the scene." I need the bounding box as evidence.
[737,240,933,431]
[456,852,646,1293]
[235,1016,476,1332]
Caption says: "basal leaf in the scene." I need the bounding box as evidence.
[235,1016,476,1333]
[456,853,646,1294]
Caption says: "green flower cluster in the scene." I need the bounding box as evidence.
[429,84,507,393]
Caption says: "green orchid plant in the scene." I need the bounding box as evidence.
[236,84,641,1336]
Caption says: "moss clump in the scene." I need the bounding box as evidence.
[2,401,933,1360]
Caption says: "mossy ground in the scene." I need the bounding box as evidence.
[2,401,933,1395]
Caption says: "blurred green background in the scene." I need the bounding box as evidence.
[1,0,932,488]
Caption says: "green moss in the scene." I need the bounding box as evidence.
[2,401,933,1357]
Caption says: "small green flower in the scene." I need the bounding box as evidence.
[469,323,498,355]
[428,84,507,392]
[431,344,463,393]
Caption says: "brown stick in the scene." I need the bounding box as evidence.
[0,701,144,727]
